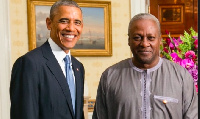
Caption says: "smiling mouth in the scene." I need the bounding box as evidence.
[138,50,151,55]
[62,34,75,39]
[138,50,151,52]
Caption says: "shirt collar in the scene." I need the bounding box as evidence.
[48,38,71,62]
[129,57,163,73]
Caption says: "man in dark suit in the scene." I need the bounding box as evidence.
[10,0,85,119]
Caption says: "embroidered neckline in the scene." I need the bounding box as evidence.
[129,57,163,73]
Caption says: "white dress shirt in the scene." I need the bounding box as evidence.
[48,38,75,84]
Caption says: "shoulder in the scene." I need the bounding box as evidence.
[102,58,131,77]
[17,41,51,60]
[161,58,193,79]
[13,43,48,69]
[18,47,43,63]
[99,58,131,91]
[162,58,187,71]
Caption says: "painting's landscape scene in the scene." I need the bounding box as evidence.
[35,6,105,49]
[74,7,105,49]
[35,6,50,47]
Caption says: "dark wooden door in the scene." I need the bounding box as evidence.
[150,0,198,38]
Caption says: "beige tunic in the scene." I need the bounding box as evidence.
[93,58,198,119]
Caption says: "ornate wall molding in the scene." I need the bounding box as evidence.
[130,0,149,18]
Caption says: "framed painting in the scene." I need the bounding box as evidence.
[158,4,184,24]
[27,0,112,56]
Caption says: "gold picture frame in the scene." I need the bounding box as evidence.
[158,4,184,24]
[27,0,112,56]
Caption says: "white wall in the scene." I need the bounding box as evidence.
[0,0,11,119]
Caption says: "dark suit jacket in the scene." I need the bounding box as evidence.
[10,41,85,119]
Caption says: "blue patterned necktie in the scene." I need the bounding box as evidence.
[64,55,75,114]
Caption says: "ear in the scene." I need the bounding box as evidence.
[159,37,162,45]
[128,37,131,46]
[46,17,52,30]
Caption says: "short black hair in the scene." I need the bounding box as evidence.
[50,0,82,20]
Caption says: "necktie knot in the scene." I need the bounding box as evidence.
[64,55,70,64]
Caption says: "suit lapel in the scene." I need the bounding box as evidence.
[41,41,75,119]
[71,57,83,119]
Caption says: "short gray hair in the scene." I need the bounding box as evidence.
[128,13,161,36]
[50,0,82,20]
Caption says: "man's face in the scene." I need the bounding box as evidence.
[46,6,83,53]
[128,19,161,67]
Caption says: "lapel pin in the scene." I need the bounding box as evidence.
[77,68,79,71]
